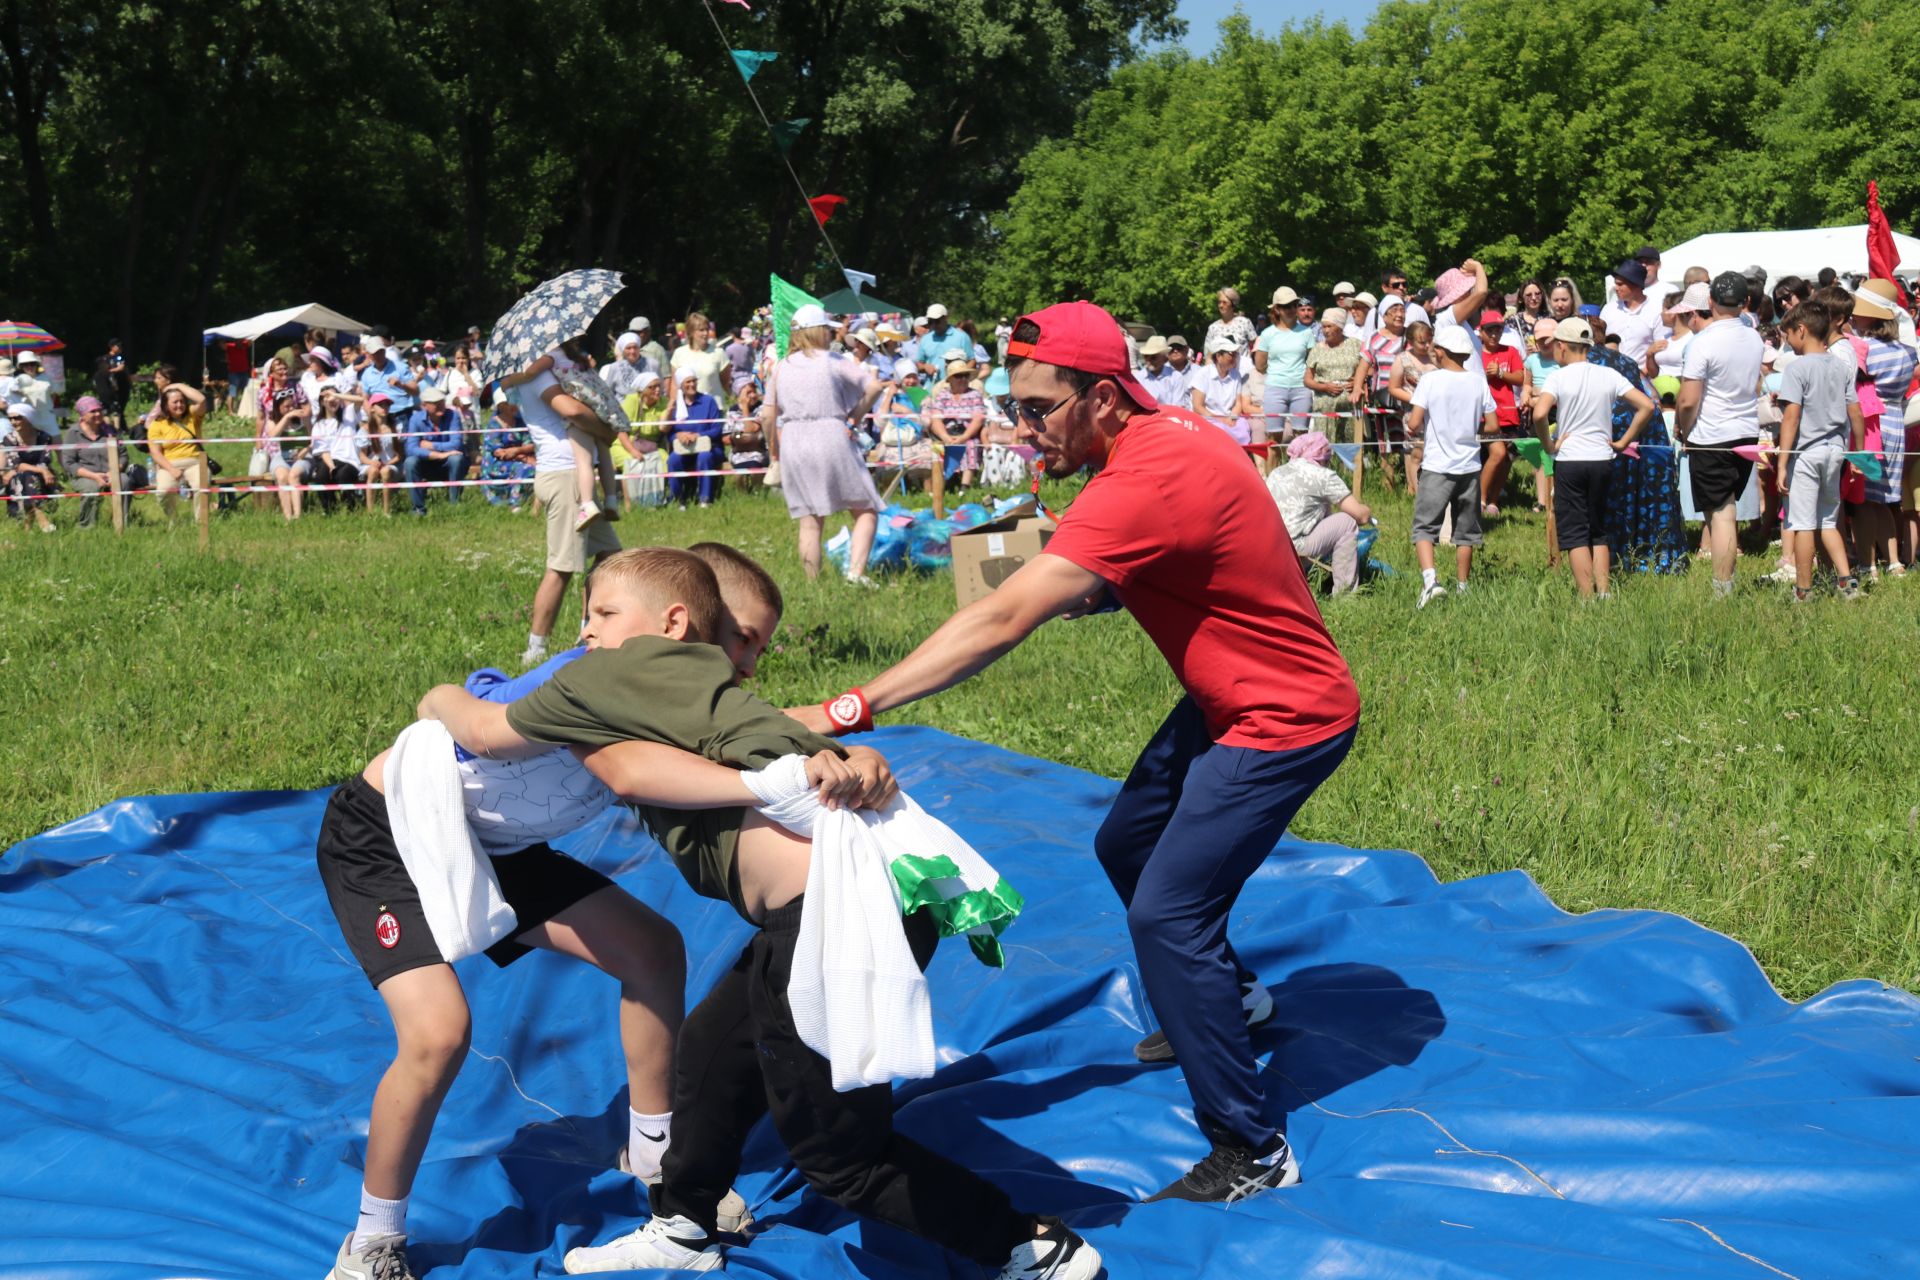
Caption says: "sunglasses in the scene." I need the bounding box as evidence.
[1014,379,1100,427]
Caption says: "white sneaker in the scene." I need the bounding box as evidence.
[574,500,603,532]
[616,1146,752,1232]
[563,1215,723,1273]
[326,1231,416,1280]
[993,1218,1102,1280]
[844,571,880,589]
[1417,582,1447,609]
[1453,580,1468,594]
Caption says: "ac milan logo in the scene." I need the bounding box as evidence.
[827,694,863,729]
[375,911,402,949]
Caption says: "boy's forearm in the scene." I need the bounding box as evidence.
[573,741,757,807]
[418,684,544,760]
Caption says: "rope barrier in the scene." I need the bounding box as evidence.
[25,411,1919,456]
[0,452,1012,502]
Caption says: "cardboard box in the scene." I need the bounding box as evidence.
[950,499,1058,608]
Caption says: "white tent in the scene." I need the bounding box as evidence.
[203,303,371,343]
[1658,225,1920,289]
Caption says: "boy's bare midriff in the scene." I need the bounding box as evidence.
[735,812,812,920]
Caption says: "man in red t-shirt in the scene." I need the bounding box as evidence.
[1478,309,1524,514]
[792,301,1360,1205]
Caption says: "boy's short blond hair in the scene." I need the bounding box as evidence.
[688,542,785,619]
[589,547,723,642]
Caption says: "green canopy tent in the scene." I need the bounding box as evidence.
[813,287,912,318]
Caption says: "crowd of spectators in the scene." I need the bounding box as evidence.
[7,250,1918,608]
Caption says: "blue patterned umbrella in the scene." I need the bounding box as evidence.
[479,268,627,384]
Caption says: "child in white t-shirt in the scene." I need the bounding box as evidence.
[1405,329,1499,607]
[1529,320,1656,598]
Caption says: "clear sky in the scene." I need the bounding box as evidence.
[1171,0,1382,50]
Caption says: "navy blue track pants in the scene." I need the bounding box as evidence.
[1094,696,1356,1148]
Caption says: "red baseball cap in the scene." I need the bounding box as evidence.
[1006,301,1157,412]
[1478,309,1506,328]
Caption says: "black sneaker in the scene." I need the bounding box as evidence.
[1145,1134,1300,1204]
[1133,978,1274,1063]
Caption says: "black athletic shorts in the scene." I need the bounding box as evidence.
[1688,438,1756,515]
[1554,459,1613,549]
[315,774,615,988]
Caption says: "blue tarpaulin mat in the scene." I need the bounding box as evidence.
[4,725,1919,1278]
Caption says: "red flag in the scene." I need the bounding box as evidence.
[1866,180,1906,304]
[808,194,846,226]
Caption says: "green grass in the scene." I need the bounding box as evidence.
[4,416,1917,1000]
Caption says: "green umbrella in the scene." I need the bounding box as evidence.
[813,286,912,317]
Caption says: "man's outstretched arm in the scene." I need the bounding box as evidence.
[789,552,1109,734]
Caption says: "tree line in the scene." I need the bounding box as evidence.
[979,0,1920,332]
[7,0,1913,379]
[0,0,1177,375]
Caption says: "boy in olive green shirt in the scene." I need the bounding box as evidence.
[419,543,1099,1280]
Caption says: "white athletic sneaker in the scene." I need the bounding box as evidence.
[1134,978,1274,1063]
[1417,582,1448,609]
[563,1214,723,1273]
[615,1146,752,1232]
[993,1218,1102,1280]
[1453,580,1469,594]
[326,1231,416,1280]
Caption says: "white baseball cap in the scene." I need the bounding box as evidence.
[364,338,387,355]
[1433,328,1475,357]
[926,303,949,320]
[628,315,651,332]
[1333,281,1356,296]
[790,303,833,330]
[419,386,448,403]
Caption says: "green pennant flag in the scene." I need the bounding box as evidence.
[769,118,810,154]
[771,273,822,360]
[731,50,777,82]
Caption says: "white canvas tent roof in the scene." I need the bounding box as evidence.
[203,303,371,343]
[1659,225,1920,288]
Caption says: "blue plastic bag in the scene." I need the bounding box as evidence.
[907,518,956,571]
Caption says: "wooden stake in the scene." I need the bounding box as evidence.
[107,436,125,534]
[196,459,211,551]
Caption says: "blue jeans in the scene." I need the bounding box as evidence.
[403,451,469,513]
[1094,697,1356,1148]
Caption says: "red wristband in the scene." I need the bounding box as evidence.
[822,687,874,735]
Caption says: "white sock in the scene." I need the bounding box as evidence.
[1421,567,1437,589]
[351,1188,408,1252]
[628,1108,672,1181]
[525,630,548,655]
